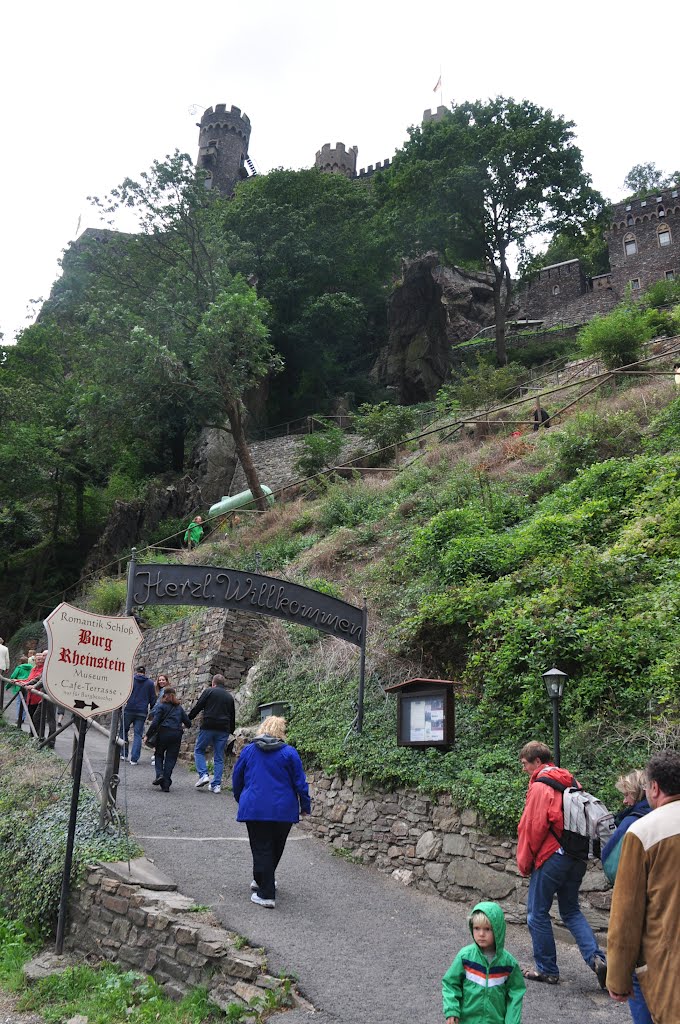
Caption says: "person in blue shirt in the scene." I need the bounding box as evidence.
[121,666,156,765]
[601,768,652,1024]
[232,716,310,908]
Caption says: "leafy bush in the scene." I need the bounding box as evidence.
[578,304,653,368]
[641,277,680,309]
[0,726,141,933]
[352,402,418,450]
[438,360,527,414]
[81,577,127,615]
[318,481,390,530]
[293,423,345,477]
[644,395,680,454]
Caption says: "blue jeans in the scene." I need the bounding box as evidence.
[527,851,604,977]
[629,973,653,1024]
[122,711,146,762]
[194,729,229,785]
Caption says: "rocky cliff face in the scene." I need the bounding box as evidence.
[373,254,503,402]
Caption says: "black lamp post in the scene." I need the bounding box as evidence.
[542,667,568,767]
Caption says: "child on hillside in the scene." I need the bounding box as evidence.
[442,901,525,1024]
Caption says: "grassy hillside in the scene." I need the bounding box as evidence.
[76,376,680,833]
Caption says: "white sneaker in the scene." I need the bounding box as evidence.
[210,784,221,794]
[250,893,275,909]
[129,760,138,766]
[150,755,155,766]
[195,773,211,788]
[251,879,278,891]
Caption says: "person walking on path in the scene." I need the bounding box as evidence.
[188,673,235,794]
[601,769,652,1024]
[517,740,607,988]
[184,515,204,550]
[122,666,156,765]
[232,715,311,909]
[442,900,525,1024]
[149,673,170,768]
[607,750,680,1024]
[144,687,191,792]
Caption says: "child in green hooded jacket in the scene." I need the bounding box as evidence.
[442,901,525,1024]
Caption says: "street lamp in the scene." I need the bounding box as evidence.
[542,667,568,767]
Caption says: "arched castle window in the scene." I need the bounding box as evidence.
[658,224,672,247]
[658,205,666,217]
[552,284,560,296]
[627,214,634,226]
[203,170,213,190]
[624,233,637,257]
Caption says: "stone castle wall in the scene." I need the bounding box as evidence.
[67,858,308,1011]
[299,771,611,933]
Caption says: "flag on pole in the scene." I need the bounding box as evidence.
[433,75,442,92]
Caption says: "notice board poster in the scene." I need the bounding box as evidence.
[405,696,444,743]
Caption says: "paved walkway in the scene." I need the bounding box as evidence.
[5,709,629,1024]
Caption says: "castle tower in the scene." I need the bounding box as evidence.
[196,104,251,195]
[315,142,358,179]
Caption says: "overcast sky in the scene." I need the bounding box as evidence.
[1,0,676,343]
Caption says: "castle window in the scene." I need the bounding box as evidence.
[203,170,213,190]
[631,278,641,290]
[627,215,634,226]
[552,284,560,296]
[624,233,637,256]
[666,271,676,281]
[658,225,671,247]
[658,205,666,217]
[641,200,647,207]
[672,190,678,199]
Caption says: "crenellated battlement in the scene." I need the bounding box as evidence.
[196,103,251,195]
[200,104,251,129]
[314,142,358,179]
[356,157,392,178]
[422,105,449,124]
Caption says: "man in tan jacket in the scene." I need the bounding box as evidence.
[607,749,680,1023]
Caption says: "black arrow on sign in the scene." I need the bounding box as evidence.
[74,700,99,711]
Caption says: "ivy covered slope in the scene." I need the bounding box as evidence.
[0,723,140,932]
[226,381,680,834]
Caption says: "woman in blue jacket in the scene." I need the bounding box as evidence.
[144,688,191,792]
[602,769,652,1024]
[232,716,311,909]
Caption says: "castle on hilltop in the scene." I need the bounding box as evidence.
[195,103,679,328]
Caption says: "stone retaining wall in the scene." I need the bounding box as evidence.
[67,857,309,1014]
[299,771,611,932]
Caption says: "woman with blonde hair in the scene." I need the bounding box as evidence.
[602,768,652,1024]
[232,715,310,909]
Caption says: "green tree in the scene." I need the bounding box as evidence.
[352,402,418,451]
[522,212,611,279]
[194,280,279,508]
[623,162,679,198]
[377,98,602,364]
[222,169,392,418]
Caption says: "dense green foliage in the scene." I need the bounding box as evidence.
[352,402,418,450]
[377,96,601,363]
[0,725,141,933]
[578,292,680,368]
[241,389,680,832]
[293,423,346,477]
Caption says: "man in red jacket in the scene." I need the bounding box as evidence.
[517,740,607,987]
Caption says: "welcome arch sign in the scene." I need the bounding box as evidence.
[128,553,368,727]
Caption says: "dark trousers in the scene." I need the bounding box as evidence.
[155,733,182,791]
[246,820,292,900]
[38,700,57,748]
